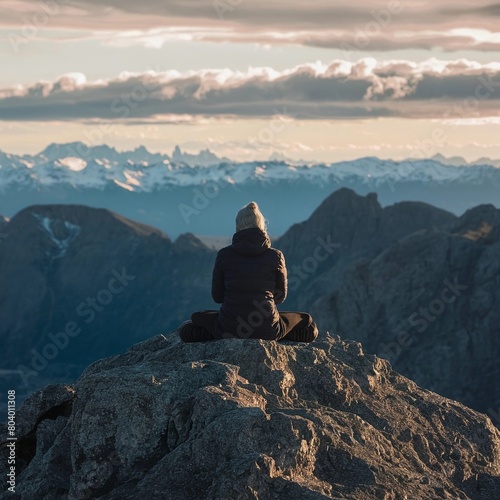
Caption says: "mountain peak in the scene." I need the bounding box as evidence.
[173,232,210,252]
[5,332,500,499]
[40,142,120,161]
[11,204,168,239]
[431,153,469,166]
[1,204,172,267]
[311,188,381,220]
[452,204,500,243]
[171,145,226,166]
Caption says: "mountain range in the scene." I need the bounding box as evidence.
[1,143,500,237]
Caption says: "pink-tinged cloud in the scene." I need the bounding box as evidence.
[2,0,500,52]
[1,59,500,122]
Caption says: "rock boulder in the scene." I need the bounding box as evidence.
[2,332,500,499]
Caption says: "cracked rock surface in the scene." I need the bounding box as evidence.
[1,332,500,499]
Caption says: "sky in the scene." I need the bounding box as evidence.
[1,0,500,162]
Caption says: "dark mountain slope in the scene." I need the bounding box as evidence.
[0,204,216,398]
[275,188,457,308]
[310,204,500,418]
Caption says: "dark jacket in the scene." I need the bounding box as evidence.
[212,227,287,340]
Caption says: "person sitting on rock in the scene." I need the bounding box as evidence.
[179,201,318,342]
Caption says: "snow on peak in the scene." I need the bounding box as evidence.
[113,179,135,192]
[58,157,88,172]
[32,213,81,259]
[1,144,500,193]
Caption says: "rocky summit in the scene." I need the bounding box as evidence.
[2,332,500,499]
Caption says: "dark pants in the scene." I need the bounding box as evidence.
[179,310,318,342]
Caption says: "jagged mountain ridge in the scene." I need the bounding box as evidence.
[1,143,500,192]
[1,332,499,499]
[312,205,500,418]
[431,153,500,168]
[276,188,456,263]
[275,188,457,305]
[1,143,500,238]
[274,189,500,421]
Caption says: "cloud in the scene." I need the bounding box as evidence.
[3,0,500,52]
[442,117,500,126]
[87,27,500,54]
[1,59,500,122]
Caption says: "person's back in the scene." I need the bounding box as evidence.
[212,227,286,339]
[179,201,318,343]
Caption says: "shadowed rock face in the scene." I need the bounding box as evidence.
[275,188,457,311]
[0,205,216,395]
[276,188,456,271]
[1,333,499,499]
[311,203,500,418]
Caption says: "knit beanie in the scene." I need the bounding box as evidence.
[235,202,266,232]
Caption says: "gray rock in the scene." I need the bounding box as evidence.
[8,384,75,439]
[314,205,500,419]
[2,332,499,499]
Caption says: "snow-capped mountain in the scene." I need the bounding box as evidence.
[0,142,499,237]
[0,142,232,190]
[1,142,500,192]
